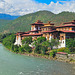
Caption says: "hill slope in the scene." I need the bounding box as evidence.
[0,20,11,33]
[1,11,75,33]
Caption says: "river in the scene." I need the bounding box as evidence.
[0,44,75,75]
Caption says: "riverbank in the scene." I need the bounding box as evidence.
[3,45,75,64]
[2,42,75,64]
[2,34,75,64]
[16,52,75,64]
[2,44,75,64]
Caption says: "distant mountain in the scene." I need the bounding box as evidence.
[0,10,75,33]
[0,14,19,20]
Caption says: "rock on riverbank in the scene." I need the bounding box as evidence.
[20,53,75,64]
[56,54,75,64]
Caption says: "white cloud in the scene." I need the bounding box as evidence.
[0,0,75,15]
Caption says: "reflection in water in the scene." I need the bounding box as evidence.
[0,44,75,75]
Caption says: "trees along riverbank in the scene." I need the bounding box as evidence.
[2,33,75,63]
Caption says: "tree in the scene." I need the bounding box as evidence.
[14,45,19,53]
[50,50,57,57]
[41,46,48,55]
[2,34,16,49]
[22,36,32,44]
[42,40,50,47]
[66,38,75,52]
[32,37,46,47]
[42,39,59,50]
[11,44,14,50]
[19,46,25,53]
[23,44,32,53]
[49,39,59,50]
[37,37,46,43]
[34,44,41,54]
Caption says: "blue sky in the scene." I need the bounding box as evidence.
[0,0,75,15]
[35,0,74,4]
[35,0,54,4]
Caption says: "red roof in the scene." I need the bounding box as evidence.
[60,30,75,33]
[56,24,75,28]
[43,21,54,25]
[30,23,44,25]
[64,20,75,24]
[21,33,43,36]
[25,31,30,33]
[42,30,75,33]
[30,29,41,32]
[43,30,57,33]
[57,52,68,55]
[15,32,28,35]
[30,20,44,25]
[43,23,54,25]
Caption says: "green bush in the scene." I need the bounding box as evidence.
[22,36,32,44]
[2,34,16,49]
[11,44,14,50]
[41,46,48,55]
[34,44,41,54]
[57,47,70,53]
[23,44,32,53]
[19,46,25,53]
[66,38,75,52]
[37,37,46,43]
[70,47,75,53]
[13,45,19,53]
[49,50,57,57]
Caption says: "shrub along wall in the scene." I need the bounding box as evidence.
[66,38,75,53]
[2,34,75,60]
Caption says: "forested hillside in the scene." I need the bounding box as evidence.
[0,11,75,33]
[0,20,11,33]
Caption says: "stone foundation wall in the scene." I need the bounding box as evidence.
[56,54,75,63]
[68,54,75,60]
[56,54,68,60]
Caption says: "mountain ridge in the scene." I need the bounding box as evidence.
[0,13,19,20]
[0,10,75,33]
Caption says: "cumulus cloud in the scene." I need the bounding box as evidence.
[0,0,75,15]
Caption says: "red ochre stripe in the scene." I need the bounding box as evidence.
[56,24,75,28]
[21,33,43,36]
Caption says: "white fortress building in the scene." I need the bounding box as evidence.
[14,20,75,48]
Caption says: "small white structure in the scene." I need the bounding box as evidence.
[58,40,66,48]
[14,35,22,46]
